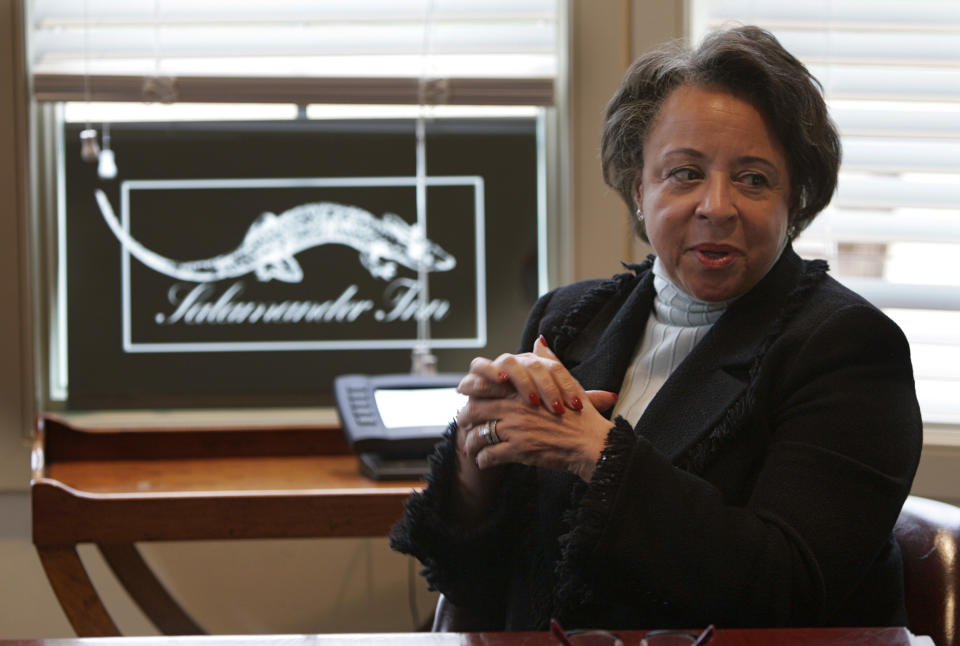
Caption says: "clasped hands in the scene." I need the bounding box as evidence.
[456,335,618,483]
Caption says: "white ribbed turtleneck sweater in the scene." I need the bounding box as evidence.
[609,258,730,427]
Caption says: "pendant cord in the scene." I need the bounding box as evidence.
[82,0,90,125]
[412,0,437,375]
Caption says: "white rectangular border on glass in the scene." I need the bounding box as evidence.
[117,176,487,353]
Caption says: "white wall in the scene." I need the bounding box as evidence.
[0,0,30,490]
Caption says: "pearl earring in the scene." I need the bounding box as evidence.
[635,207,644,222]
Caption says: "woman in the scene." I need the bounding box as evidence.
[391,26,921,631]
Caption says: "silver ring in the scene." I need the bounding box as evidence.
[484,419,501,445]
[478,425,491,444]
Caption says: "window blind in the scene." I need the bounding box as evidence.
[693,0,960,424]
[28,0,557,105]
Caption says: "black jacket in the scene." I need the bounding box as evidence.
[391,246,922,631]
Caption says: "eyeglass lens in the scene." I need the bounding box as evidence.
[639,631,699,646]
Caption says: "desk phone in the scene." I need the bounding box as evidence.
[333,373,467,479]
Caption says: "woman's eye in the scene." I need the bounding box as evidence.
[740,172,769,187]
[670,168,700,181]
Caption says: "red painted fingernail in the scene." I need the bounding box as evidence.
[552,400,564,414]
[538,334,549,348]
[497,371,509,383]
[571,397,582,411]
[612,393,618,402]
[529,392,541,406]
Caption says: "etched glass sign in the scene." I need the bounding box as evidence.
[63,117,540,408]
[93,177,485,352]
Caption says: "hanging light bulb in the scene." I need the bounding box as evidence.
[97,149,116,179]
[97,123,117,179]
[80,128,100,162]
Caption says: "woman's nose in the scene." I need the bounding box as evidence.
[695,175,737,222]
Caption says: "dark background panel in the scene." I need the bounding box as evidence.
[65,117,539,408]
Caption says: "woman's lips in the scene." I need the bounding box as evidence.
[690,244,740,268]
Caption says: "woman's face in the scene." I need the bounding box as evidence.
[636,84,791,302]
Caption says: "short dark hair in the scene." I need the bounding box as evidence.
[601,25,841,239]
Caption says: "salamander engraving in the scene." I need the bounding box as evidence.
[93,189,456,283]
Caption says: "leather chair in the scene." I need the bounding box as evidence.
[433,495,960,641]
[894,495,960,646]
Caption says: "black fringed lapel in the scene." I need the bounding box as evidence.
[546,258,657,398]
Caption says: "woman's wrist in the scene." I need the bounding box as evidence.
[575,448,601,482]
[574,420,614,482]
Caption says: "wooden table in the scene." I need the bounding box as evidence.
[30,412,423,638]
[0,627,935,645]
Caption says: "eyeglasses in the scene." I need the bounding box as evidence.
[639,626,715,646]
[551,619,715,646]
